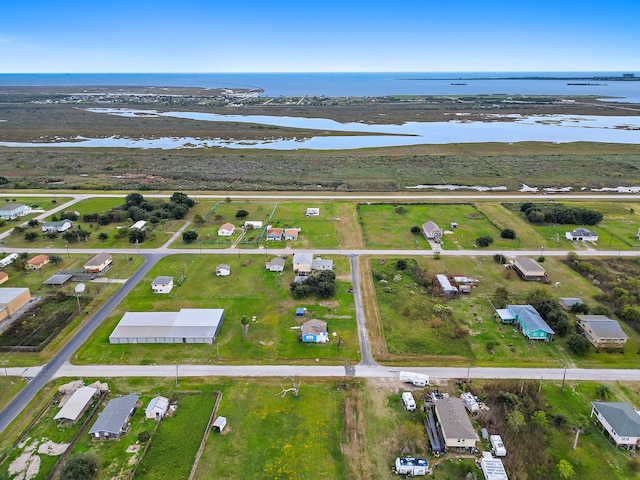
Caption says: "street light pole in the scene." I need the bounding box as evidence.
[65,243,70,258]
[540,245,545,257]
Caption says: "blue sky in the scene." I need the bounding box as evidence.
[1,0,638,73]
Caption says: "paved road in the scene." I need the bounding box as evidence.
[0,253,164,434]
[350,255,376,366]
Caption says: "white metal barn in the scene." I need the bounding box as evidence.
[109,309,225,344]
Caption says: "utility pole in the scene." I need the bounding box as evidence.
[561,363,567,392]
[1,359,7,377]
[175,364,179,388]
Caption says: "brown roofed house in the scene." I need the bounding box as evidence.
[26,254,49,270]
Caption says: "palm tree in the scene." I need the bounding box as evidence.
[240,315,249,340]
[595,384,613,401]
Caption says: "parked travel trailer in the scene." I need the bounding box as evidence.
[490,434,507,457]
[394,457,428,476]
[399,371,429,387]
[402,392,417,412]
[0,253,18,268]
[461,392,480,413]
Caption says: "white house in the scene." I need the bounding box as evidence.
[151,276,174,294]
[311,257,333,271]
[84,252,113,275]
[565,228,598,242]
[42,220,73,233]
[293,252,313,275]
[244,221,263,229]
[0,203,27,220]
[266,257,285,272]
[145,396,169,420]
[217,223,235,236]
[216,264,231,277]
[591,402,640,450]
[131,220,147,230]
[306,208,320,217]
[422,220,443,243]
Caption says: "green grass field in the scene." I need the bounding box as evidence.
[358,203,519,250]
[74,254,358,365]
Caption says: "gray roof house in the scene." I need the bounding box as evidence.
[89,394,139,440]
[433,396,479,449]
[591,402,640,450]
[266,257,286,272]
[576,315,629,349]
[507,304,555,341]
[565,228,598,242]
[0,203,27,220]
[422,221,443,243]
[559,297,584,310]
[42,220,73,233]
[512,257,548,282]
[311,257,333,271]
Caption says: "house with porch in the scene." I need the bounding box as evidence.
[89,394,139,441]
[507,304,555,341]
[576,315,629,349]
[433,396,479,450]
[511,257,548,282]
[84,252,113,275]
[422,221,443,243]
[0,203,27,220]
[301,319,328,343]
[266,226,284,241]
[293,252,313,275]
[591,402,640,450]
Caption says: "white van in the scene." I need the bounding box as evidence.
[402,392,417,412]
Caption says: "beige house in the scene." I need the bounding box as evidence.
[576,315,629,349]
[26,254,49,270]
[434,397,479,450]
[512,257,548,282]
[84,252,113,275]
[293,252,313,275]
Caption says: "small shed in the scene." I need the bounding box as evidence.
[145,396,169,420]
[295,307,307,317]
[213,416,227,432]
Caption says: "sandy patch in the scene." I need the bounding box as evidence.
[126,444,141,453]
[9,452,40,480]
[38,440,69,456]
[319,300,339,308]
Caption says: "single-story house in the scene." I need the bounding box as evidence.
[511,257,548,282]
[265,257,285,272]
[433,274,458,295]
[284,228,300,241]
[576,315,629,349]
[433,396,479,450]
[216,264,231,276]
[84,252,113,275]
[26,254,49,270]
[301,319,328,343]
[311,257,333,271]
[43,273,73,287]
[89,394,139,441]
[422,221,443,243]
[507,304,555,341]
[565,228,598,242]
[591,401,640,450]
[217,223,235,236]
[244,221,263,229]
[42,220,73,233]
[151,276,174,294]
[0,287,32,320]
[145,395,169,420]
[131,220,147,230]
[54,386,98,424]
[293,252,313,275]
[480,452,509,480]
[0,272,9,285]
[559,297,584,310]
[306,208,320,217]
[109,309,225,344]
[0,203,27,220]
[266,227,284,241]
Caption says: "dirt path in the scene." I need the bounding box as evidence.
[359,257,388,358]
[335,203,364,249]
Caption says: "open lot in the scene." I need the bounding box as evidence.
[358,203,517,250]
[74,254,358,365]
[367,255,640,368]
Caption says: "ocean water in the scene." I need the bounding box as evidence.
[0,72,639,101]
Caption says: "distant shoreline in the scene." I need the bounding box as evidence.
[403,75,639,82]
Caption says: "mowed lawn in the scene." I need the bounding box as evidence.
[194,379,348,480]
[503,201,640,251]
[369,255,633,367]
[74,254,359,365]
[358,203,516,250]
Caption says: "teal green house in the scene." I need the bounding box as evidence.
[507,304,555,342]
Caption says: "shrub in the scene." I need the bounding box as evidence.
[476,236,494,247]
[500,228,516,239]
[182,230,198,244]
[235,209,249,219]
[396,259,407,270]
[394,206,407,214]
[410,225,421,234]
[567,333,591,355]
[493,253,507,264]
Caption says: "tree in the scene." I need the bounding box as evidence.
[507,410,526,431]
[59,453,99,480]
[125,192,144,207]
[63,230,80,243]
[77,229,91,242]
[531,410,549,430]
[500,228,516,239]
[567,333,590,355]
[410,225,421,234]
[193,214,206,226]
[527,210,545,223]
[493,253,507,264]
[24,231,39,242]
[394,206,407,215]
[27,219,40,227]
[396,259,407,270]
[241,315,249,340]
[170,191,195,207]
[493,286,510,309]
[98,232,109,241]
[569,302,589,314]
[129,229,146,244]
[235,209,249,219]
[182,230,198,244]
[557,459,574,479]
[595,384,613,401]
[49,255,63,266]
[475,236,494,247]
